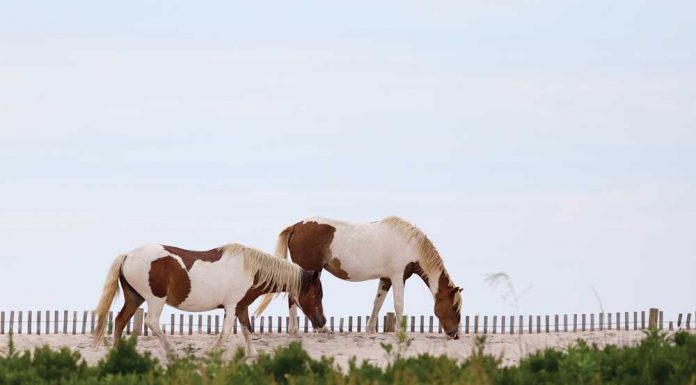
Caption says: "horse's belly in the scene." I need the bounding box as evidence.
[174,258,252,311]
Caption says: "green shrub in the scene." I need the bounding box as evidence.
[1,331,694,385]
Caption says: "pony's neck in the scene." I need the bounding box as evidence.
[423,269,454,299]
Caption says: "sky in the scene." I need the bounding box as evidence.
[0,1,694,327]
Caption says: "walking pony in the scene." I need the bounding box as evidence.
[93,243,325,355]
[257,216,463,339]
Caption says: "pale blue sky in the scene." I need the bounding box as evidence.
[1,1,694,325]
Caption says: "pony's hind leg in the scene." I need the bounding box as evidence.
[113,275,144,345]
[144,299,173,353]
[367,278,391,333]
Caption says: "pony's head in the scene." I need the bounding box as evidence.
[434,285,463,339]
[297,270,326,329]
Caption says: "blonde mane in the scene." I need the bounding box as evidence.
[381,216,462,311]
[222,243,302,300]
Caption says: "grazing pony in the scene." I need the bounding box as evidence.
[93,243,325,355]
[257,216,463,339]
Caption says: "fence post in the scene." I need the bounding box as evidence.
[18,311,23,334]
[47,311,51,335]
[90,312,95,334]
[277,316,282,333]
[492,316,497,334]
[420,315,424,333]
[641,311,646,329]
[259,316,264,333]
[330,316,334,332]
[268,316,272,334]
[179,314,184,335]
[207,315,211,334]
[410,316,415,332]
[54,311,59,334]
[429,316,434,333]
[216,315,220,334]
[9,311,14,334]
[519,315,523,335]
[529,315,533,334]
[133,309,144,336]
[581,314,586,331]
[28,311,32,334]
[590,313,594,332]
[483,316,488,334]
[536,315,541,333]
[189,315,193,335]
[563,314,568,332]
[1,311,5,335]
[357,316,362,333]
[648,308,659,329]
[63,310,69,334]
[171,314,175,335]
[545,315,550,333]
[340,317,344,333]
[659,311,664,329]
[510,315,515,334]
[304,317,308,333]
[686,313,692,330]
[473,315,478,334]
[349,316,353,332]
[465,316,470,334]
[385,312,396,332]
[501,316,505,334]
[599,313,603,331]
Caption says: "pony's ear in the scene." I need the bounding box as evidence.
[451,286,462,294]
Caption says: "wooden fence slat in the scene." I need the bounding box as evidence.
[483,316,488,334]
[529,315,533,334]
[18,311,23,334]
[607,312,612,330]
[410,316,415,332]
[28,311,32,334]
[268,316,273,334]
[564,314,568,332]
[90,312,95,334]
[582,314,586,331]
[170,314,174,335]
[207,315,211,334]
[677,313,682,328]
[189,315,193,335]
[465,315,470,334]
[198,315,203,334]
[72,311,77,335]
[216,315,220,334]
[143,312,148,336]
[616,312,620,330]
[624,311,629,330]
[46,311,51,335]
[278,316,282,333]
[64,310,69,334]
[590,313,594,332]
[686,313,691,330]
[510,315,515,334]
[492,316,497,334]
[259,315,264,333]
[349,316,354,332]
[429,315,434,333]
[330,316,334,332]
[573,314,577,332]
[9,311,14,334]
[0,311,4,335]
[633,311,637,330]
[641,311,646,329]
[501,316,506,334]
[599,313,603,331]
[659,311,664,329]
[179,314,184,335]
[340,317,344,333]
[473,315,478,334]
[554,315,558,332]
[419,315,424,333]
[37,311,41,335]
[519,315,524,335]
[385,313,395,332]
[82,311,88,334]
[383,315,387,333]
[545,315,549,333]
[356,316,361,332]
[54,311,59,334]
[669,321,674,331]
[304,317,308,333]
[536,315,541,334]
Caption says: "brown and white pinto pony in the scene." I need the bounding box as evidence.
[257,216,463,339]
[93,243,325,355]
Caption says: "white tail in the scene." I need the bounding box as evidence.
[254,226,292,316]
[92,253,127,346]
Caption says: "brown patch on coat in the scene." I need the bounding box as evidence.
[162,245,224,271]
[287,221,337,271]
[148,256,192,306]
[433,271,462,337]
[403,261,429,286]
[325,258,350,280]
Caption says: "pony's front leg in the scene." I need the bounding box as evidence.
[213,309,235,351]
[145,300,174,353]
[391,279,405,333]
[288,297,299,336]
[367,278,391,333]
[236,306,257,356]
